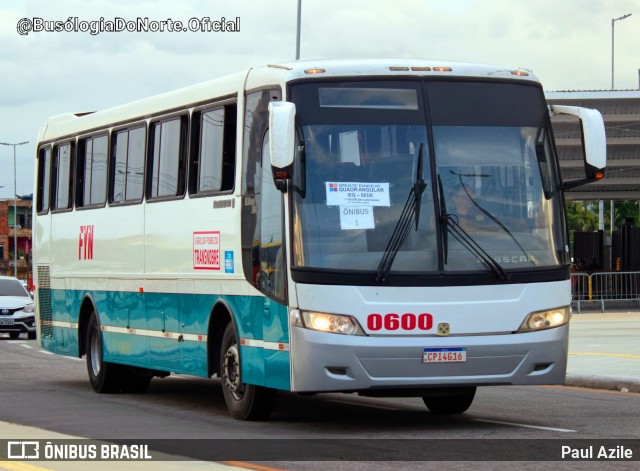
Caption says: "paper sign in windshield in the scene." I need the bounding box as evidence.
[339,206,375,230]
[326,182,390,207]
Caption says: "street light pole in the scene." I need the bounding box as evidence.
[0,141,29,278]
[295,0,302,60]
[611,13,632,90]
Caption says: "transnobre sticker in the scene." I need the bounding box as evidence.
[193,231,220,270]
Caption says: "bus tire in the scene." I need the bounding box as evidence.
[86,312,122,393]
[220,322,277,420]
[422,387,476,414]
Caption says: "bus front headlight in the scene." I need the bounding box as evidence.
[290,309,365,336]
[517,306,570,333]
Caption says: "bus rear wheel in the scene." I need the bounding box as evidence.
[422,387,476,414]
[220,323,277,420]
[86,312,153,394]
[86,312,124,393]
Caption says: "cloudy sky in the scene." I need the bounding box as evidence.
[0,0,638,199]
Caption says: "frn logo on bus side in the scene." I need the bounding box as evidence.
[79,225,94,260]
[367,313,433,331]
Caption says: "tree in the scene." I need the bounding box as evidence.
[566,201,599,233]
[612,200,640,228]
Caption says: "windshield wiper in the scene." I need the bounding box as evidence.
[437,173,508,280]
[450,171,535,265]
[437,175,448,264]
[441,213,510,281]
[375,144,426,283]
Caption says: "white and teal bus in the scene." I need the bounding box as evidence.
[33,59,606,420]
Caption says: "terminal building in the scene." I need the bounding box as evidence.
[547,90,640,271]
[547,90,640,201]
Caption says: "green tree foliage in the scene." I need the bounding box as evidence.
[566,200,639,234]
[566,201,599,233]
[612,200,640,228]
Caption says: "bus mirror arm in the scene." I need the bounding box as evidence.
[268,102,297,192]
[548,105,607,189]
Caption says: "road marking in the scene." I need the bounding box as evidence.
[0,462,53,471]
[222,462,286,471]
[569,352,640,360]
[473,418,576,433]
[34,349,82,361]
[20,344,33,350]
[542,385,639,396]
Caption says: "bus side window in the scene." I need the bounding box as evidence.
[37,146,52,214]
[77,134,108,207]
[111,126,146,203]
[190,103,237,195]
[51,142,74,211]
[148,116,187,199]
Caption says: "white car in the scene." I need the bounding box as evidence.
[0,276,36,340]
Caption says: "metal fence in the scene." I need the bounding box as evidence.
[571,271,640,313]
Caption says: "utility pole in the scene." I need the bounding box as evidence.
[295,0,302,60]
[0,141,29,278]
[611,13,632,90]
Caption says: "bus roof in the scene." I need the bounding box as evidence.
[38,58,540,144]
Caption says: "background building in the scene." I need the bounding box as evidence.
[547,90,640,271]
[547,90,640,200]
[0,196,32,280]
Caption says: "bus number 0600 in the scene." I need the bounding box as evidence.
[367,313,433,331]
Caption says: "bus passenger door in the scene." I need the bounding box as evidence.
[259,132,290,391]
[241,88,290,390]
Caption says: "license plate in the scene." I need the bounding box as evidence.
[0,319,15,326]
[423,347,467,363]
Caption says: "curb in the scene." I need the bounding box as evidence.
[565,374,640,393]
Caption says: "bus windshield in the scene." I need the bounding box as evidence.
[290,80,567,281]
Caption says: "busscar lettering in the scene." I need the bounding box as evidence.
[476,255,536,264]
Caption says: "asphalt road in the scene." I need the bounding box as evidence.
[0,334,638,470]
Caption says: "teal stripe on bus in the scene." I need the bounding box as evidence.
[41,289,291,391]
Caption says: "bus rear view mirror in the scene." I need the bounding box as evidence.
[269,102,296,191]
[549,105,607,189]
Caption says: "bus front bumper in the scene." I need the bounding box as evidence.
[289,324,568,393]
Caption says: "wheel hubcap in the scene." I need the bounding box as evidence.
[223,343,243,400]
[90,328,102,376]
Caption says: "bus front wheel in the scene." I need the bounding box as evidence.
[422,387,476,414]
[220,323,277,420]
